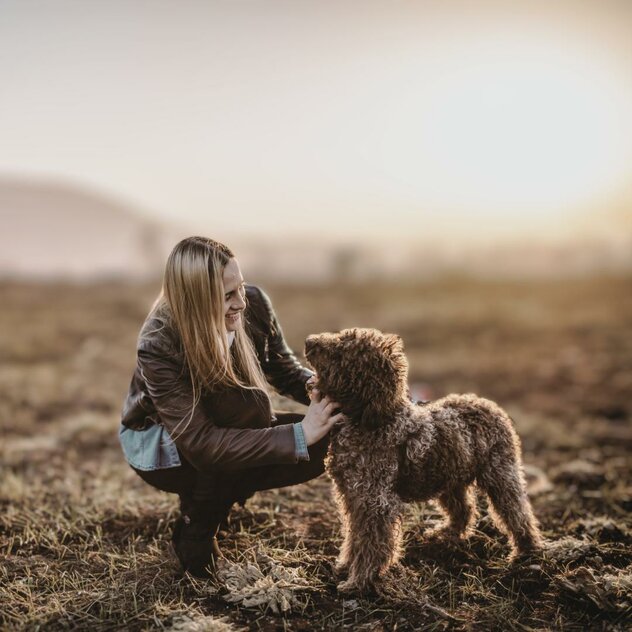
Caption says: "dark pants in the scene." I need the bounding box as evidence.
[132,412,328,524]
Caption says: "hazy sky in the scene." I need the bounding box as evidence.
[1,0,631,245]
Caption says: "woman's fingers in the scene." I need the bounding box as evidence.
[330,411,347,426]
[309,392,344,420]
[302,398,348,445]
[324,400,343,414]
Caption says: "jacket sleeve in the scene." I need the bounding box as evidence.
[137,340,298,472]
[255,287,314,406]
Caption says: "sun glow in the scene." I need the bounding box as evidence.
[378,34,631,218]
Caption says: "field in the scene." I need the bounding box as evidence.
[1,277,631,631]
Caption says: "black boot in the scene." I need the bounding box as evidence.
[171,511,224,578]
[217,508,232,538]
[216,489,256,537]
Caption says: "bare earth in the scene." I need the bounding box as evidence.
[1,277,631,631]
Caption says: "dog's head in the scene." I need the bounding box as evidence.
[304,327,409,430]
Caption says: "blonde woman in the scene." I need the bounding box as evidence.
[119,236,343,577]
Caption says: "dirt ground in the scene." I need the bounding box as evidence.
[1,277,630,631]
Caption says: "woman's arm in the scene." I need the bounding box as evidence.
[249,286,314,405]
[138,340,298,472]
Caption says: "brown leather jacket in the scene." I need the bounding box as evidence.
[120,284,313,471]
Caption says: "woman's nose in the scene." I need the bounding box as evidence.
[233,293,246,310]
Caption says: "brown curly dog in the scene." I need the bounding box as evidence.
[304,327,543,595]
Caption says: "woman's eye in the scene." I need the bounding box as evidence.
[225,283,245,300]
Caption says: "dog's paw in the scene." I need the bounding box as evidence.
[337,577,381,597]
[426,525,462,542]
[337,579,359,595]
[333,561,349,578]
[509,545,545,565]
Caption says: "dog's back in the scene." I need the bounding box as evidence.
[396,394,521,502]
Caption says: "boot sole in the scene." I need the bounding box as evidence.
[169,540,217,579]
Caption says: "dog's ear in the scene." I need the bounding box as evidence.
[359,401,387,430]
[385,333,403,351]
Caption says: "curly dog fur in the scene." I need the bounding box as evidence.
[304,328,542,595]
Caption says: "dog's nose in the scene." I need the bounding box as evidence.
[304,335,318,356]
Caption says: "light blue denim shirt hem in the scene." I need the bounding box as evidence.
[118,422,182,471]
[119,421,310,470]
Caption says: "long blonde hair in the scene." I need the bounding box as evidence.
[150,237,271,435]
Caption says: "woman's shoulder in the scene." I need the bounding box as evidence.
[245,283,266,303]
[244,284,276,331]
[245,283,277,318]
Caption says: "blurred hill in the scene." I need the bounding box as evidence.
[0,176,630,282]
[0,177,182,280]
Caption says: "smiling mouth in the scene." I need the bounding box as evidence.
[226,312,241,320]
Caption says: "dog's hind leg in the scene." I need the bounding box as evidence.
[430,486,477,539]
[478,454,542,557]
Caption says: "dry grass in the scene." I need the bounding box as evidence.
[1,277,631,630]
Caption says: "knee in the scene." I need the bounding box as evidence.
[309,434,329,459]
[273,411,305,426]
[306,441,328,474]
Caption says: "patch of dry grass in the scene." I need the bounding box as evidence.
[1,278,631,630]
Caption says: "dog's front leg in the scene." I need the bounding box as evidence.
[331,481,352,577]
[337,498,404,595]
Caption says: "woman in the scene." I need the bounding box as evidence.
[119,236,343,577]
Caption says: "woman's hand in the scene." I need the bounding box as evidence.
[301,386,346,446]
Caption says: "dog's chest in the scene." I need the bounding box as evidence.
[325,422,399,482]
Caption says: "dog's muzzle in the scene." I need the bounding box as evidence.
[304,335,319,358]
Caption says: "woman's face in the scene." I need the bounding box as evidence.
[222,258,247,332]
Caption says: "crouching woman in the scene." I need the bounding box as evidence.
[118,236,343,577]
